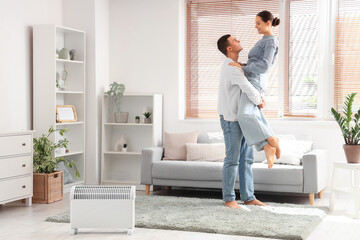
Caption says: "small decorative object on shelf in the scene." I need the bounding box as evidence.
[104,82,128,123]
[56,105,77,123]
[70,49,76,60]
[59,47,70,60]
[143,112,152,124]
[56,69,67,91]
[135,116,140,123]
[122,143,128,152]
[114,134,126,151]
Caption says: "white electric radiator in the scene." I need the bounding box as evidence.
[69,185,136,235]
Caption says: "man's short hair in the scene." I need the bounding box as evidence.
[217,34,231,56]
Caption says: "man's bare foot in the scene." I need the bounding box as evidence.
[225,201,242,209]
[244,199,267,206]
[267,136,281,159]
[264,144,276,168]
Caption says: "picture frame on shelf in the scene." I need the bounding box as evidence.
[56,105,77,123]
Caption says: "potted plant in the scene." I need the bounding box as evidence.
[331,92,360,163]
[104,82,128,123]
[135,116,140,124]
[122,143,128,152]
[143,112,152,124]
[33,127,80,203]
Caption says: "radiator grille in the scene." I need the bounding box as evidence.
[71,186,135,200]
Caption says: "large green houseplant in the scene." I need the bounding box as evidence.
[331,92,360,163]
[104,82,128,123]
[33,127,80,203]
[33,126,80,177]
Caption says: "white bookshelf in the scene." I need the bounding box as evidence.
[101,94,163,190]
[33,25,86,192]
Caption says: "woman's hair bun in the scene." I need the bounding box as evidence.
[272,17,280,27]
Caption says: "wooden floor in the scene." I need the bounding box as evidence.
[1,188,360,240]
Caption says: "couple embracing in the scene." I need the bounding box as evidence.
[217,10,281,209]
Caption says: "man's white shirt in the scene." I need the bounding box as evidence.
[217,57,262,121]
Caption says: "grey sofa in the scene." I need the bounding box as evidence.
[140,132,328,205]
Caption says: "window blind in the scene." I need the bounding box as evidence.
[186,0,280,118]
[334,0,360,111]
[284,0,318,117]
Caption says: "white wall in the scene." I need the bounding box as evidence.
[0,0,63,132]
[63,0,109,184]
[109,0,345,189]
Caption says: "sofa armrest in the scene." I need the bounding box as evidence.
[140,147,164,185]
[303,149,328,193]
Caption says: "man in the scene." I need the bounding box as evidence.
[217,34,266,208]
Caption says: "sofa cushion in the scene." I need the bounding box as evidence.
[261,139,313,166]
[197,132,224,143]
[252,163,303,185]
[186,143,225,162]
[153,161,223,181]
[163,131,198,160]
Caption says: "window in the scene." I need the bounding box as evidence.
[284,0,319,117]
[334,0,360,111]
[186,0,279,118]
[186,0,359,119]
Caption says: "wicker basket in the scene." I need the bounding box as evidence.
[33,171,64,203]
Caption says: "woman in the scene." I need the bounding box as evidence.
[230,10,281,168]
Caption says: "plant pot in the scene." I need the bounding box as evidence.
[144,118,151,124]
[114,112,129,123]
[122,148,127,152]
[33,171,64,203]
[135,119,140,124]
[343,145,360,163]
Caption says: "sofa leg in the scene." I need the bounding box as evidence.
[318,190,323,199]
[145,185,150,195]
[309,193,314,205]
[165,186,171,191]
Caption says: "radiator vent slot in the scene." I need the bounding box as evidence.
[72,186,134,200]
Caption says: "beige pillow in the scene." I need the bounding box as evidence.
[163,131,198,160]
[186,143,225,162]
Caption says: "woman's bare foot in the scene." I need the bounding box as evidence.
[225,201,242,209]
[244,199,267,206]
[267,136,281,159]
[264,144,276,168]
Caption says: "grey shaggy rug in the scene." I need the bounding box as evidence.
[46,195,328,240]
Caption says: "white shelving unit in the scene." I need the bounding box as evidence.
[33,25,86,192]
[101,94,163,190]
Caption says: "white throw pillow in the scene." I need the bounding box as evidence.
[163,131,199,160]
[186,143,225,162]
[262,139,313,166]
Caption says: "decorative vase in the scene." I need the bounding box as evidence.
[343,145,360,163]
[144,118,151,124]
[122,148,127,152]
[59,48,70,60]
[114,112,129,123]
[55,147,66,156]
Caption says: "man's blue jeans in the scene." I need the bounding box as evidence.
[220,115,256,202]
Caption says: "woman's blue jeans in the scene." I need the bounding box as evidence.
[220,115,256,202]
